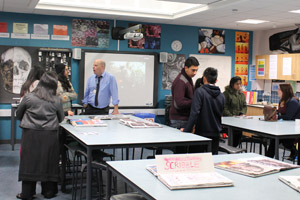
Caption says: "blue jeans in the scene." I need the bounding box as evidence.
[170,120,187,129]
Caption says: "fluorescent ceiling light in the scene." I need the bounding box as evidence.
[35,0,208,19]
[289,10,300,14]
[236,19,269,24]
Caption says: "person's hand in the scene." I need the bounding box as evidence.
[83,104,87,108]
[112,110,120,115]
[68,110,74,116]
[180,128,184,132]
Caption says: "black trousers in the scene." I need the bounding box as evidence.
[266,139,295,158]
[21,181,58,198]
[84,104,109,115]
[189,136,219,155]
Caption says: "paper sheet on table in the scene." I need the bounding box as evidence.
[282,57,292,76]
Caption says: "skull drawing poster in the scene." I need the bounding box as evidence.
[0,46,38,103]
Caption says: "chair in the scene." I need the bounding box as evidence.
[218,142,247,154]
[239,135,268,155]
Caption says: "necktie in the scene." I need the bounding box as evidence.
[95,76,102,107]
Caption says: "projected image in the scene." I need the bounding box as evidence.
[108,61,146,90]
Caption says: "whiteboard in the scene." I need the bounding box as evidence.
[190,54,232,92]
[82,52,158,107]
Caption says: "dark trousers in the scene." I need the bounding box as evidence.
[169,120,188,154]
[189,136,219,155]
[84,104,109,115]
[266,139,295,158]
[21,181,58,198]
[222,128,242,147]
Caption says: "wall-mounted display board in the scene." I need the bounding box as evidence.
[0,46,71,103]
[255,53,300,81]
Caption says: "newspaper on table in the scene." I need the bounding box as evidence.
[119,118,162,128]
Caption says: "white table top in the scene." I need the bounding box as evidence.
[60,116,211,147]
[222,116,300,137]
[107,153,300,200]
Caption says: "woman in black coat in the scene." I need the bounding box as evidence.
[16,72,64,200]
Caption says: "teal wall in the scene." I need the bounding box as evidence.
[0,11,253,140]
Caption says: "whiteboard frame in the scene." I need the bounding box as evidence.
[78,50,159,108]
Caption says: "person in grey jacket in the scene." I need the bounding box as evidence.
[16,72,64,200]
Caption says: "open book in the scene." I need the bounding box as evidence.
[69,118,107,127]
[149,153,233,190]
[215,157,299,177]
[279,176,300,192]
[90,114,130,120]
[119,118,162,128]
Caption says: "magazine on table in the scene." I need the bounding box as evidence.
[90,114,130,120]
[146,153,233,190]
[279,176,300,192]
[215,156,299,177]
[119,118,162,128]
[68,118,107,127]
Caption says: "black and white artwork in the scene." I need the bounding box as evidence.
[162,54,186,90]
[0,46,39,103]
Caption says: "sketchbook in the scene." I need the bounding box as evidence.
[215,157,299,177]
[279,176,300,192]
[69,118,107,127]
[147,153,233,190]
[119,118,162,128]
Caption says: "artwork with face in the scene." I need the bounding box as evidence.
[162,54,186,90]
[0,46,38,103]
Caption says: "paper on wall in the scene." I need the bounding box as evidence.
[251,79,264,91]
[282,57,292,76]
[269,55,278,79]
[296,82,300,93]
[264,80,272,95]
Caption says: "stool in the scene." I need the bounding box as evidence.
[218,143,247,154]
[110,192,146,200]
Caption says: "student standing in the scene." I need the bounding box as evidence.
[16,72,64,199]
[82,59,119,115]
[223,76,247,147]
[169,57,199,129]
[182,67,225,155]
[55,63,77,116]
[20,64,45,100]
[266,83,300,159]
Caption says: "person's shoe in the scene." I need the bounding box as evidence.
[16,193,35,200]
[42,192,56,199]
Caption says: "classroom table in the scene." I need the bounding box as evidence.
[60,115,212,200]
[222,116,300,164]
[106,153,300,200]
[10,103,83,151]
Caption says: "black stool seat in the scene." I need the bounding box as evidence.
[218,143,247,154]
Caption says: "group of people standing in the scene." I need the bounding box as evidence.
[15,55,299,199]
[16,58,119,200]
[170,56,299,158]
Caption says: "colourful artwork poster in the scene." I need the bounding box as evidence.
[235,32,249,86]
[198,29,225,54]
[257,59,265,76]
[128,24,161,49]
[0,22,7,33]
[53,25,68,35]
[71,19,109,48]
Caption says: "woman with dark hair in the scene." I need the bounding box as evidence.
[195,77,204,90]
[223,76,247,147]
[20,64,45,98]
[55,63,77,116]
[267,83,300,159]
[16,72,64,200]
